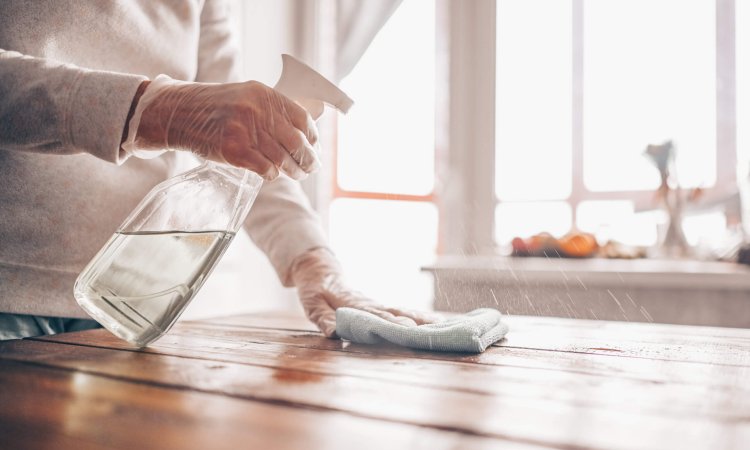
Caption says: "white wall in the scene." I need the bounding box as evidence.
[182,0,304,320]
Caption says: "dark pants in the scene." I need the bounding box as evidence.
[0,313,101,340]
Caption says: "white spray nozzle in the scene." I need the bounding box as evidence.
[274,54,353,119]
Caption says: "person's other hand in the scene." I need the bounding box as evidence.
[290,248,442,338]
[129,76,320,181]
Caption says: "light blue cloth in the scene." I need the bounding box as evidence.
[336,308,508,353]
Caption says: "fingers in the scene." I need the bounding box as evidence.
[199,82,322,177]
[272,91,321,173]
[273,117,321,173]
[300,294,338,338]
[386,307,445,325]
[315,311,338,339]
[234,150,279,181]
[257,130,307,180]
[221,121,308,181]
[360,305,418,328]
[219,125,279,180]
[323,287,422,328]
[333,290,425,327]
[277,94,319,146]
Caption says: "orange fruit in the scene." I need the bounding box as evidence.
[559,233,598,258]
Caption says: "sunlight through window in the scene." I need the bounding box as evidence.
[329,199,438,310]
[337,0,435,195]
[583,0,716,191]
[495,0,572,201]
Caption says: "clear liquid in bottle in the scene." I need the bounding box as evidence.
[74,230,235,346]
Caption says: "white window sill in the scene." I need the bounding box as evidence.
[422,256,750,291]
[421,256,750,328]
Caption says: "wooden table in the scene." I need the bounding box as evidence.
[1,312,749,449]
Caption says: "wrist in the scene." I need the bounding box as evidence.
[121,75,193,156]
[120,80,151,149]
[289,247,341,287]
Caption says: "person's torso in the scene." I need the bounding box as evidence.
[0,1,205,311]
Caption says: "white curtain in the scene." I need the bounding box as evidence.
[335,0,403,79]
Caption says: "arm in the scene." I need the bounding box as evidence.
[0,49,146,163]
[196,0,439,336]
[195,0,328,282]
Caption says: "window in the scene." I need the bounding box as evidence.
[494,0,574,249]
[336,0,435,196]
[325,0,741,309]
[494,0,732,248]
[584,0,716,192]
[329,0,438,310]
[495,0,572,203]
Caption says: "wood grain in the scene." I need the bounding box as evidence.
[18,335,750,449]
[199,311,750,339]
[0,359,519,450]
[201,313,750,365]
[44,324,750,393]
[5,312,750,450]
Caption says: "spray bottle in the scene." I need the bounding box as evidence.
[74,55,352,347]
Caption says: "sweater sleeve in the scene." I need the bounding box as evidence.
[243,178,329,286]
[0,49,147,164]
[196,0,329,286]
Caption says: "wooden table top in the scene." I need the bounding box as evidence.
[1,312,749,449]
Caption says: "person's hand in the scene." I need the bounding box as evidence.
[290,248,442,338]
[125,75,320,181]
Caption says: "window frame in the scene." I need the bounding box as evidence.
[324,0,444,249]
[318,0,738,255]
[467,0,738,251]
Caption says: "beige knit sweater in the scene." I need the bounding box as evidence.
[0,0,327,318]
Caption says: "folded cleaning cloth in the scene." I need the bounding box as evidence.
[335,307,508,353]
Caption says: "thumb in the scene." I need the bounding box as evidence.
[300,295,338,338]
[317,312,337,338]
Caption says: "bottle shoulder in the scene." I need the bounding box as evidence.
[152,161,262,193]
